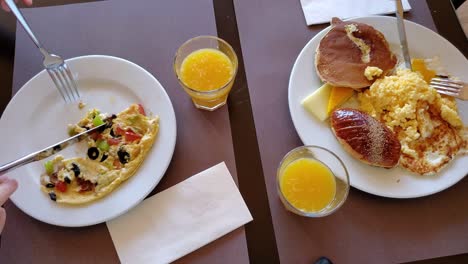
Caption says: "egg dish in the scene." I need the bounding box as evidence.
[40,104,159,204]
[358,69,466,175]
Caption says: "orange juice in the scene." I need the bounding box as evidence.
[180,48,234,91]
[180,48,234,108]
[280,158,336,212]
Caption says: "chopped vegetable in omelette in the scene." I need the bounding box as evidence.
[40,104,159,204]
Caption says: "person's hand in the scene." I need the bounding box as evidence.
[0,176,18,234]
[1,0,33,12]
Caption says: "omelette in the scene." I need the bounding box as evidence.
[40,104,159,204]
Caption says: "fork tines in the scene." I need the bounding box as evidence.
[430,75,463,96]
[47,63,80,103]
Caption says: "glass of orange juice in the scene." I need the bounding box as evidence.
[277,145,349,217]
[174,36,238,111]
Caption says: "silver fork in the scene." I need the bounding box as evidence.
[5,0,80,103]
[430,75,468,100]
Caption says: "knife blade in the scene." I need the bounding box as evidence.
[0,123,107,176]
[395,0,412,70]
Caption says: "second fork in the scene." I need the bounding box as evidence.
[5,0,80,103]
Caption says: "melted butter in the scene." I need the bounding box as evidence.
[345,24,370,63]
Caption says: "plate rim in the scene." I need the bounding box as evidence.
[288,15,468,199]
[2,54,177,226]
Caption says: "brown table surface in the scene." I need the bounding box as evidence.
[0,0,467,263]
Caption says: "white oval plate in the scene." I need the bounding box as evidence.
[0,55,177,226]
[288,16,468,198]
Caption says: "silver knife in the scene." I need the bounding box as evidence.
[395,0,412,70]
[0,123,106,176]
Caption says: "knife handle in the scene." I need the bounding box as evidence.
[395,0,412,70]
[0,152,37,176]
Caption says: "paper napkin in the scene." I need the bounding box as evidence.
[300,0,411,26]
[106,162,252,264]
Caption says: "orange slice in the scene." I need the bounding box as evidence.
[327,86,354,114]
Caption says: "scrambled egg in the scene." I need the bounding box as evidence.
[358,69,463,157]
[364,66,383,81]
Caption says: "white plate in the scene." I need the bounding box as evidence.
[288,16,468,198]
[0,55,177,226]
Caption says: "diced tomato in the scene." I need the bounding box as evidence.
[89,132,99,140]
[89,132,103,141]
[113,159,122,169]
[137,104,146,116]
[124,130,142,142]
[115,126,126,136]
[107,138,121,145]
[55,181,67,192]
[77,178,94,193]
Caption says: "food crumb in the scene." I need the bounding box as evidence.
[397,179,400,183]
[78,101,86,109]
[364,66,383,81]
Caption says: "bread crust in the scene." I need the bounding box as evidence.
[330,108,401,168]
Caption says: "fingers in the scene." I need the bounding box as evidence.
[0,177,17,206]
[0,207,6,235]
[0,175,7,183]
[1,1,11,12]
[1,0,32,12]
[0,177,17,235]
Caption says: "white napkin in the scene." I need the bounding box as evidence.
[300,0,412,25]
[106,162,253,264]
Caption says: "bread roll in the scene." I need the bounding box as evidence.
[330,108,401,168]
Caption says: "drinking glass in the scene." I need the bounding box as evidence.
[174,36,238,111]
[277,145,350,217]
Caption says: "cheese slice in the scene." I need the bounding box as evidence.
[301,83,332,121]
[327,86,354,114]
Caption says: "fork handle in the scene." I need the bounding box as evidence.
[4,0,45,53]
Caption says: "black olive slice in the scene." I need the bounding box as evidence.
[64,177,71,184]
[87,147,99,160]
[70,163,80,177]
[97,125,107,133]
[110,128,122,138]
[46,183,55,188]
[100,153,108,162]
[49,192,57,201]
[117,148,130,164]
